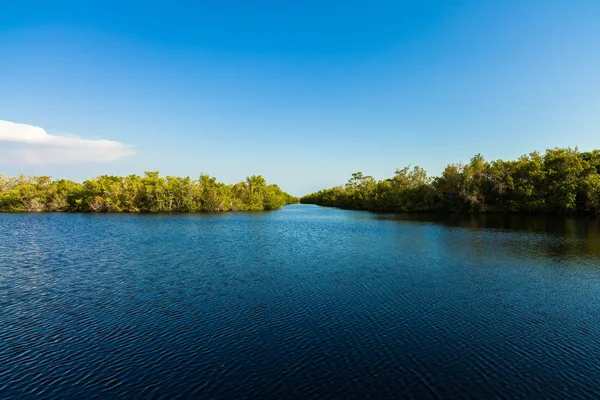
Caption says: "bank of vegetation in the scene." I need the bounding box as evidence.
[301,148,600,215]
[0,172,298,212]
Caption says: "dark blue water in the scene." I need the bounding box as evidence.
[2,205,600,399]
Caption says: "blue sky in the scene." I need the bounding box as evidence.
[1,0,599,196]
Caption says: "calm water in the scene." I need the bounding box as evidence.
[1,205,600,399]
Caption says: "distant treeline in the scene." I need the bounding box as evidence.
[0,172,298,212]
[301,148,600,215]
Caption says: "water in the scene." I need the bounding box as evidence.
[1,205,600,399]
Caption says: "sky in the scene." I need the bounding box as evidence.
[1,0,599,196]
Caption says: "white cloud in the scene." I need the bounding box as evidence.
[0,120,135,164]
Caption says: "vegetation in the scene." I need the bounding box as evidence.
[301,148,600,215]
[0,172,298,212]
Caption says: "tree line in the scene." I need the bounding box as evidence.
[301,148,600,215]
[0,172,299,212]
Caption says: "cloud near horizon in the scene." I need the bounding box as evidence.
[0,120,135,165]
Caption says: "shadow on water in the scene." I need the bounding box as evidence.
[348,210,600,261]
[372,212,600,234]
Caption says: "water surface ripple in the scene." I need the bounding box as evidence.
[1,205,600,399]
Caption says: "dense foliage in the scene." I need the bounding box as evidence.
[302,148,600,215]
[0,172,298,212]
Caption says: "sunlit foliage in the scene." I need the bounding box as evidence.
[0,172,298,212]
[301,148,600,215]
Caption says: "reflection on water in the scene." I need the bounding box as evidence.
[365,212,600,261]
[1,205,600,399]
